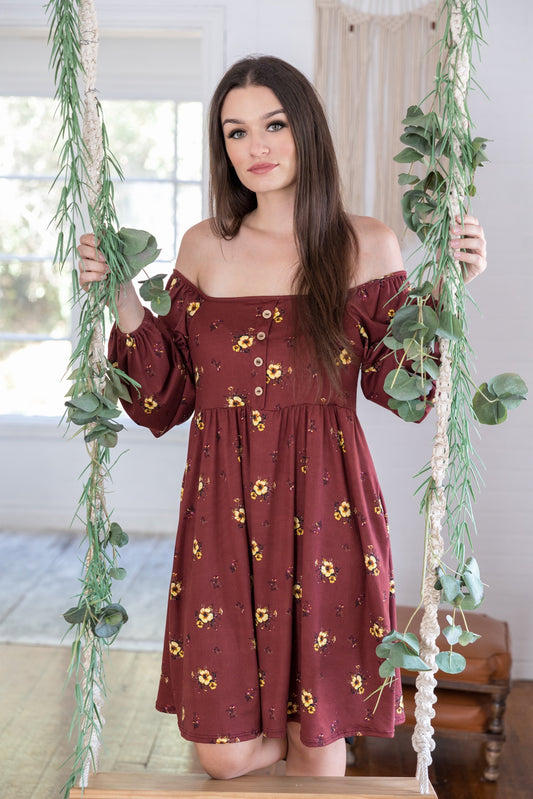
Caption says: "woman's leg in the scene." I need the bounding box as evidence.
[195,734,287,780]
[285,721,346,776]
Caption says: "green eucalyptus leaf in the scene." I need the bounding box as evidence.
[383,335,403,352]
[63,605,92,625]
[421,357,441,380]
[458,630,481,646]
[472,383,508,425]
[459,593,480,610]
[394,147,425,164]
[461,557,484,607]
[67,409,99,426]
[109,522,129,548]
[398,173,420,186]
[101,430,119,448]
[443,624,462,645]
[109,566,127,580]
[65,393,101,413]
[388,398,427,422]
[401,105,424,124]
[379,659,397,678]
[436,311,464,341]
[150,292,172,316]
[407,281,434,298]
[376,642,392,658]
[384,369,425,401]
[388,644,431,671]
[488,373,528,403]
[436,651,466,674]
[400,132,433,155]
[118,227,151,256]
[440,574,462,603]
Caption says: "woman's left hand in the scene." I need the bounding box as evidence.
[450,214,487,284]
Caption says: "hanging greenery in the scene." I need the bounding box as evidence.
[374,0,526,682]
[46,1,170,794]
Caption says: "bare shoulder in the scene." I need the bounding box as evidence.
[349,214,404,286]
[174,219,219,284]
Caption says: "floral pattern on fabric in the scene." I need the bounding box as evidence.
[108,269,432,747]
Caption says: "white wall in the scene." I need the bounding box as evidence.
[1,0,532,678]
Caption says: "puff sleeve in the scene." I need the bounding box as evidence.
[108,273,198,436]
[353,271,435,422]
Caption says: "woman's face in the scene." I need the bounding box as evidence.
[220,84,297,196]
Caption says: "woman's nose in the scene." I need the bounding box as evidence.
[249,133,269,157]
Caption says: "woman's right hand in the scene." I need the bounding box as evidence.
[77,233,145,333]
[77,233,109,288]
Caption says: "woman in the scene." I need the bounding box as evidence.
[78,55,486,779]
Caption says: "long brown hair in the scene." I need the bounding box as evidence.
[208,55,357,390]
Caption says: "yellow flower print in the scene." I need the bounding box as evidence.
[396,694,405,714]
[258,670,266,688]
[358,323,368,340]
[125,334,136,349]
[237,334,254,350]
[370,618,386,639]
[334,500,351,521]
[169,276,178,289]
[170,580,182,598]
[195,668,217,690]
[301,689,317,714]
[250,477,273,501]
[193,539,202,560]
[337,348,352,366]
[287,700,298,715]
[317,557,338,584]
[232,506,246,525]
[273,307,283,323]
[196,606,214,628]
[227,394,245,407]
[293,583,302,600]
[266,363,282,381]
[387,308,396,319]
[313,630,336,652]
[143,396,158,414]
[251,540,263,561]
[350,672,365,695]
[294,515,304,536]
[169,640,184,658]
[187,301,200,316]
[195,411,204,430]
[374,498,384,515]
[216,736,230,744]
[364,553,380,576]
[389,579,396,595]
[197,475,209,497]
[251,410,266,431]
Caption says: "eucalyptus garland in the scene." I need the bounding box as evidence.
[375,1,526,682]
[46,1,168,794]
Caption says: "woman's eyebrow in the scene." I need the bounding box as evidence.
[222,108,286,126]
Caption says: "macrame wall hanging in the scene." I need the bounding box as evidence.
[46,0,527,796]
[315,0,441,242]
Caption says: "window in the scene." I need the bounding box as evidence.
[0,28,205,416]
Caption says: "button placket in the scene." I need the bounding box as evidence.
[252,306,274,409]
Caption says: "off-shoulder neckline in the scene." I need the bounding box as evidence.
[173,268,407,302]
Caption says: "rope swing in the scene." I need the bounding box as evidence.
[412,5,471,791]
[47,1,526,795]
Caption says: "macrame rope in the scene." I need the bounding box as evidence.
[411,1,472,793]
[79,0,106,786]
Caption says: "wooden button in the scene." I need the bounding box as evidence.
[256,331,266,340]
[254,386,264,396]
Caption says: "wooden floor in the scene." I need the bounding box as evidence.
[1,531,531,799]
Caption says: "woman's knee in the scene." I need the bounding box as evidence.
[194,740,256,780]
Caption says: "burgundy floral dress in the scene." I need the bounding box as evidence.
[109,268,424,747]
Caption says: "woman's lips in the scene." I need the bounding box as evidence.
[248,162,278,174]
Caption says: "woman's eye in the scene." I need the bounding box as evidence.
[228,129,246,139]
[268,121,286,132]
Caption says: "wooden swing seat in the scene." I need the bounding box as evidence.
[69,773,436,798]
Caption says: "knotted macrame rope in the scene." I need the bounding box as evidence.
[79,0,106,786]
[411,1,472,793]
